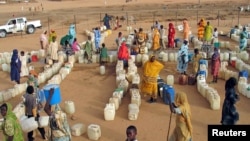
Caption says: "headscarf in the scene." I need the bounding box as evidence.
[175,91,191,118]
[169,23,174,29]
[3,103,17,120]
[68,24,76,45]
[225,77,237,91]
[118,42,129,60]
[212,48,220,61]
[11,49,18,63]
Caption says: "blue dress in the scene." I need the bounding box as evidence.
[10,49,21,82]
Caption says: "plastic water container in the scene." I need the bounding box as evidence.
[169,52,174,62]
[239,70,248,79]
[109,97,119,110]
[132,73,140,84]
[210,92,220,110]
[162,52,168,62]
[223,52,229,61]
[39,49,45,58]
[126,26,132,31]
[71,123,86,136]
[128,109,139,120]
[12,103,25,120]
[108,55,114,63]
[78,55,84,63]
[87,124,101,141]
[104,103,115,121]
[240,51,249,61]
[100,65,105,75]
[65,101,75,115]
[2,63,10,72]
[131,92,141,107]
[38,116,49,128]
[2,90,12,102]
[128,103,139,113]
[166,75,174,86]
[200,84,209,97]
[162,85,175,105]
[117,79,129,93]
[136,54,142,63]
[142,54,149,65]
[43,84,62,105]
[21,117,38,133]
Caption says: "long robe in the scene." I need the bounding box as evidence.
[49,41,59,61]
[1,103,24,141]
[100,47,108,62]
[211,50,220,76]
[192,53,203,74]
[204,25,213,42]
[84,40,93,60]
[221,88,239,125]
[239,31,248,51]
[20,55,29,77]
[140,56,164,99]
[169,92,192,141]
[10,49,21,82]
[197,19,206,40]
[168,23,175,48]
[118,42,129,61]
[183,20,190,41]
[103,15,111,29]
[94,29,101,50]
[152,29,160,51]
[177,44,189,73]
[68,24,76,45]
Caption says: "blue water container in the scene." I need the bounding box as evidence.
[199,59,208,68]
[162,84,175,105]
[198,70,206,77]
[239,70,248,78]
[43,84,62,105]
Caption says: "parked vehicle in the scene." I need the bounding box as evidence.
[0,17,42,38]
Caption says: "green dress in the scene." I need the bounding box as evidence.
[84,40,93,60]
[1,103,24,141]
[100,47,108,62]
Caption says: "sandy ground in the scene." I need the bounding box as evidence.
[1,0,250,141]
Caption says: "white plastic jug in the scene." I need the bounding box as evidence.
[131,93,141,107]
[39,49,45,58]
[71,123,86,136]
[100,65,105,75]
[128,103,139,113]
[2,63,10,72]
[169,52,174,62]
[38,116,49,128]
[162,52,168,62]
[136,54,142,63]
[21,117,38,133]
[87,124,101,141]
[128,109,139,120]
[109,97,119,110]
[104,103,115,121]
[166,75,174,86]
[65,101,75,115]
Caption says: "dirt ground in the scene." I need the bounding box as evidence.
[0,0,250,141]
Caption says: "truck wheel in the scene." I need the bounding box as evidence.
[0,30,6,38]
[27,26,35,34]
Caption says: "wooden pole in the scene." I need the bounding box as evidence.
[48,17,50,37]
[74,15,77,33]
[217,10,220,27]
[197,9,198,24]
[237,10,240,25]
[126,12,128,26]
[100,13,102,27]
[175,11,178,26]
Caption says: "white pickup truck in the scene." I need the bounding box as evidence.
[0,17,42,38]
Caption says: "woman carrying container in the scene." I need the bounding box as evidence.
[44,88,71,141]
[0,103,24,141]
[169,91,192,141]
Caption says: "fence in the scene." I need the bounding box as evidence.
[1,7,250,38]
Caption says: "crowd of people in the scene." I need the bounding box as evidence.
[2,13,244,141]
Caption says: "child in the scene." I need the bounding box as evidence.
[100,43,108,65]
[20,51,29,77]
[211,27,218,44]
[126,125,138,141]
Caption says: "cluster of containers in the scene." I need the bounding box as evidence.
[196,59,221,110]
[227,25,250,46]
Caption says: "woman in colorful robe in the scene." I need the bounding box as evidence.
[152,28,160,51]
[239,27,248,51]
[204,21,213,43]
[10,49,21,84]
[118,42,130,67]
[49,36,59,64]
[197,18,206,41]
[210,47,220,83]
[169,92,192,141]
[141,55,164,103]
[177,40,189,75]
[192,48,203,75]
[0,103,24,141]
[68,24,76,45]
[168,23,176,48]
[100,43,108,64]
[103,13,111,29]
[183,20,190,41]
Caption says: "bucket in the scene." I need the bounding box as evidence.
[71,123,86,136]
[100,65,105,75]
[87,124,101,140]
[104,103,115,121]
[43,84,62,105]
[65,101,75,115]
